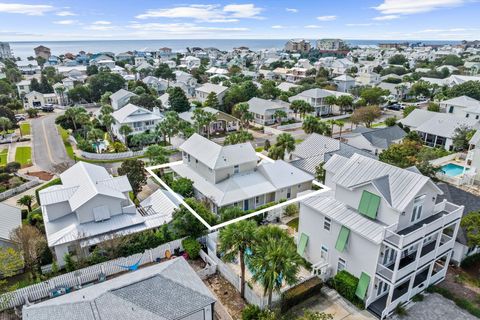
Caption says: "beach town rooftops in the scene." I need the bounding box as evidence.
[112,103,163,124]
[325,153,442,212]
[22,258,215,320]
[288,88,351,101]
[247,97,290,114]
[302,193,386,244]
[277,82,299,92]
[290,133,377,174]
[333,74,355,81]
[179,133,258,170]
[195,83,228,95]
[345,125,406,150]
[178,107,238,124]
[400,109,479,138]
[110,88,137,103]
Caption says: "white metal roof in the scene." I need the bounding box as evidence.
[302,194,386,244]
[112,103,163,124]
[180,133,258,170]
[247,97,290,115]
[325,153,441,212]
[195,83,228,95]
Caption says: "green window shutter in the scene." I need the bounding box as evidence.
[355,272,371,300]
[335,226,350,252]
[358,191,380,219]
[297,233,309,255]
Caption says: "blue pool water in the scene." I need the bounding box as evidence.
[441,163,469,177]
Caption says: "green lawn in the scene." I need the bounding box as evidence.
[287,217,299,231]
[20,123,31,136]
[15,146,32,166]
[0,149,7,166]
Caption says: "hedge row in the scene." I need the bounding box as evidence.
[328,270,365,309]
[460,252,480,269]
[280,277,322,313]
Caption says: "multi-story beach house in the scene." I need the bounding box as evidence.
[111,104,164,142]
[297,154,463,319]
[171,134,313,213]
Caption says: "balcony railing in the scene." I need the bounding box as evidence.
[384,200,462,249]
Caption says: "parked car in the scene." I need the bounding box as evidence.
[387,104,401,111]
[42,105,54,112]
[15,114,26,121]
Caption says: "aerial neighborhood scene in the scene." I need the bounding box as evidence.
[2,0,480,319]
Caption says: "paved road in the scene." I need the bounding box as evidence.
[31,113,74,172]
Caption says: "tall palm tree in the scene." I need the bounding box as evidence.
[249,225,303,306]
[17,195,34,212]
[100,113,115,140]
[218,220,257,298]
[0,117,11,138]
[326,120,337,137]
[233,103,253,131]
[87,128,105,153]
[273,110,287,124]
[119,124,133,143]
[337,120,345,138]
[324,96,337,115]
[65,106,88,131]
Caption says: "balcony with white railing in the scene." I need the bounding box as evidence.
[384,200,462,249]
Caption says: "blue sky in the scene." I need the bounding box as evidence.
[0,0,479,41]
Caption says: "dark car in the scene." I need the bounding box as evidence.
[42,105,54,112]
[387,104,401,111]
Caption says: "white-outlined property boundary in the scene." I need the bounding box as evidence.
[146,153,331,231]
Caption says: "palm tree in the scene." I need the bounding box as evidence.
[249,225,303,306]
[302,115,320,134]
[218,220,257,298]
[337,120,345,138]
[0,117,12,138]
[65,106,88,131]
[145,145,169,165]
[273,109,287,124]
[100,113,115,140]
[326,120,337,137]
[119,124,133,143]
[233,103,253,131]
[17,195,34,212]
[269,133,295,160]
[324,96,337,115]
[87,128,105,153]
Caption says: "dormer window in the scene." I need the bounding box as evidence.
[411,195,425,223]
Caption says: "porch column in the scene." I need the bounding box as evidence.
[385,282,395,307]
[391,247,402,283]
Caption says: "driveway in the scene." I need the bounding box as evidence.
[31,112,74,172]
[286,287,375,320]
[390,293,477,320]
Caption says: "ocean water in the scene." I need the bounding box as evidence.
[9,39,460,59]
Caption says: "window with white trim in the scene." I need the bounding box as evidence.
[411,195,426,223]
[324,217,331,231]
[337,258,346,272]
[321,245,328,260]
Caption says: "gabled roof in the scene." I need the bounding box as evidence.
[360,125,406,149]
[440,95,480,108]
[196,83,228,95]
[110,89,136,103]
[180,133,257,170]
[23,258,215,320]
[112,103,163,124]
[247,97,290,115]
[325,153,442,212]
[40,162,132,212]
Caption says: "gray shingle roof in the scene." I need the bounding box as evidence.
[23,258,215,320]
[360,125,406,149]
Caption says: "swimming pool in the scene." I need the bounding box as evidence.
[441,163,469,177]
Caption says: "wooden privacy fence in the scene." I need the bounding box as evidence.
[0,238,184,311]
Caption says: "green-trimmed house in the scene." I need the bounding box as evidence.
[297,154,463,319]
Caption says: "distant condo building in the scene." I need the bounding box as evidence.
[378,42,409,49]
[0,42,12,59]
[285,39,312,53]
[316,38,348,51]
[34,45,51,59]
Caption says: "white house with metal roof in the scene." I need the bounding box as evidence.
[23,257,215,320]
[247,97,293,125]
[39,162,179,266]
[399,109,480,151]
[297,154,463,319]
[289,88,351,116]
[109,89,137,110]
[195,83,228,104]
[171,134,313,213]
[440,95,480,119]
[111,103,164,142]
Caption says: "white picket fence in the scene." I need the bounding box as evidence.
[79,150,146,160]
[0,238,184,311]
[0,174,41,201]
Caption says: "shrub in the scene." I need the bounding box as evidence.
[182,237,201,259]
[331,270,364,309]
[385,117,397,127]
[5,161,20,173]
[395,303,408,317]
[281,277,322,313]
[412,293,424,302]
[284,203,299,217]
[461,252,480,269]
[64,253,76,272]
[242,305,262,320]
[0,172,10,183]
